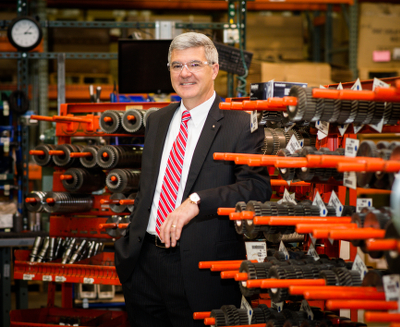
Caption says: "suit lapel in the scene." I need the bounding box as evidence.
[183,96,223,199]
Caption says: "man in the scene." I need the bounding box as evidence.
[115,32,271,327]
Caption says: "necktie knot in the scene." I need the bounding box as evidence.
[182,110,191,123]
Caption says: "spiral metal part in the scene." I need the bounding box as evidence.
[97,145,142,169]
[52,144,84,168]
[143,107,160,128]
[79,145,102,169]
[106,169,141,193]
[25,191,48,212]
[43,192,93,213]
[99,110,125,134]
[122,109,145,134]
[31,144,56,167]
[61,168,106,193]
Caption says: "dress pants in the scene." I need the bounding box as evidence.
[121,233,202,327]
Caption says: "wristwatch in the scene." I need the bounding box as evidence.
[189,193,201,205]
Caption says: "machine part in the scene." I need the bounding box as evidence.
[69,239,88,264]
[61,238,76,264]
[143,107,160,128]
[336,100,353,124]
[319,270,339,286]
[352,100,370,125]
[362,269,389,289]
[295,146,317,182]
[341,205,356,217]
[109,193,127,213]
[29,236,42,262]
[45,237,56,262]
[52,144,83,168]
[385,102,400,125]
[234,201,247,235]
[356,140,378,188]
[268,265,297,303]
[99,110,125,134]
[127,193,136,212]
[31,144,56,167]
[238,261,269,297]
[243,200,266,239]
[318,98,341,123]
[287,86,317,122]
[122,109,145,134]
[25,191,47,212]
[9,89,29,114]
[36,236,50,263]
[106,169,141,193]
[374,148,392,189]
[103,215,124,238]
[262,128,280,155]
[96,145,142,169]
[210,309,227,327]
[384,221,400,274]
[276,148,298,181]
[369,101,386,125]
[79,145,102,169]
[53,237,64,259]
[61,168,106,193]
[333,267,362,286]
[388,144,400,188]
[43,192,93,213]
[361,209,391,258]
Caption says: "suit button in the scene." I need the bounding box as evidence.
[138,237,142,242]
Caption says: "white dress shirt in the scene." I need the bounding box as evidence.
[146,92,216,235]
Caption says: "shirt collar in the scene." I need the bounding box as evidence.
[180,92,215,127]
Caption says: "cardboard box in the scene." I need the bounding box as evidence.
[260,62,333,88]
[358,66,400,81]
[358,3,400,69]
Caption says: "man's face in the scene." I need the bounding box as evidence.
[170,46,219,110]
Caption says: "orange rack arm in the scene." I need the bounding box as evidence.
[229,212,243,220]
[98,223,118,230]
[221,270,239,279]
[25,198,37,203]
[254,216,352,225]
[366,239,400,252]
[30,114,54,122]
[118,223,129,229]
[304,289,386,300]
[289,286,378,295]
[29,150,45,156]
[328,228,386,240]
[211,263,245,271]
[217,208,235,215]
[258,279,326,289]
[365,312,400,323]
[198,260,256,269]
[60,175,73,180]
[100,199,121,205]
[313,87,400,102]
[270,180,311,187]
[69,152,93,158]
[193,312,211,320]
[235,272,249,281]
[119,199,135,205]
[296,223,357,234]
[53,115,93,123]
[48,150,65,156]
[326,300,398,311]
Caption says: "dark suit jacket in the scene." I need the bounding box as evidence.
[115,94,271,311]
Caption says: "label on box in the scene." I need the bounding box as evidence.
[328,191,343,217]
[271,301,284,312]
[250,110,258,133]
[352,254,368,280]
[383,275,400,313]
[279,241,290,260]
[42,275,53,282]
[245,242,267,262]
[286,134,302,154]
[240,296,253,324]
[23,274,35,280]
[357,198,373,213]
[307,243,320,261]
[343,172,357,190]
[300,299,314,320]
[345,138,359,157]
[55,276,67,283]
[312,192,327,217]
[83,277,95,284]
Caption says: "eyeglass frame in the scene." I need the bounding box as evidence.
[167,60,214,74]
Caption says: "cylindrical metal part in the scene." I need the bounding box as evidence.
[61,168,106,193]
[106,169,141,193]
[52,144,84,168]
[43,192,93,213]
[36,236,50,263]
[29,236,42,262]
[96,145,142,169]
[25,191,48,212]
[121,109,145,133]
[99,110,125,134]
[79,145,102,169]
[31,144,56,167]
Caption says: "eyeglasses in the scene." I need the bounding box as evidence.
[167,60,211,74]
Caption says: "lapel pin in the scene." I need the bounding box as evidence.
[212,125,215,129]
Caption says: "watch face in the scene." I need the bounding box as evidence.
[8,17,42,51]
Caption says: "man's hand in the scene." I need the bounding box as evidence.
[159,198,199,247]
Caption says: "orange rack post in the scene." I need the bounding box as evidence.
[69,152,93,158]
[119,199,135,205]
[254,216,352,225]
[193,312,211,320]
[29,150,45,156]
[366,239,400,252]
[328,228,386,240]
[259,279,326,289]
[289,286,378,296]
[220,271,239,279]
[198,260,256,270]
[217,208,235,215]
[365,312,400,323]
[326,300,398,311]
[304,290,386,300]
[100,199,121,205]
[296,223,357,234]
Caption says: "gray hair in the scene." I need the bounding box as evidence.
[168,32,219,65]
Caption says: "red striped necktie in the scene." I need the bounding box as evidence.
[156,110,191,237]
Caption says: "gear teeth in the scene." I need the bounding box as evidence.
[287,86,317,122]
[277,149,297,181]
[386,102,400,125]
[210,310,226,327]
[326,205,337,217]
[300,265,314,279]
[319,270,339,286]
[244,201,263,236]
[333,267,353,286]
[352,100,370,125]
[370,102,386,125]
[234,201,247,235]
[336,100,353,124]
[252,308,267,324]
[220,305,239,326]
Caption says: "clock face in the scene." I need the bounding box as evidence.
[8,17,42,51]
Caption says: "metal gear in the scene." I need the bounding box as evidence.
[287,86,317,122]
[369,101,386,125]
[356,140,379,188]
[352,100,370,125]
[336,100,353,124]
[319,270,339,286]
[99,110,124,134]
[234,201,248,235]
[122,109,145,134]
[385,102,400,125]
[32,144,56,167]
[80,145,102,169]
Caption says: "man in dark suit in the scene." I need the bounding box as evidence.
[115,32,271,327]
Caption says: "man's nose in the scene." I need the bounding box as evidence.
[180,64,193,76]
